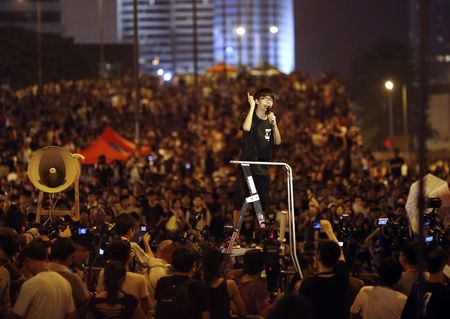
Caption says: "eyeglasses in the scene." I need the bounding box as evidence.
[259,96,274,103]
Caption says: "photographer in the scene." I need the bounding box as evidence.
[115,213,151,273]
[298,240,349,319]
[298,221,363,319]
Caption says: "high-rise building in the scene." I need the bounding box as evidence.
[213,0,294,74]
[0,0,62,34]
[409,0,450,84]
[116,0,294,75]
[117,0,214,75]
[1,0,295,75]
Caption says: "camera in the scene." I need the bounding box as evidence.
[78,227,88,235]
[312,221,321,230]
[140,226,147,232]
[426,198,442,209]
[425,235,434,243]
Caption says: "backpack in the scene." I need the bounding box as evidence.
[155,275,192,319]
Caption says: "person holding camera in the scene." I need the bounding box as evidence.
[298,220,363,319]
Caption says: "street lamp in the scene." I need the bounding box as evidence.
[98,0,105,78]
[269,25,278,68]
[132,0,141,154]
[17,0,42,88]
[385,80,394,91]
[235,26,246,36]
[235,26,246,67]
[384,80,394,138]
[269,25,279,34]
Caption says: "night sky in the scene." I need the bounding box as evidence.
[294,0,410,78]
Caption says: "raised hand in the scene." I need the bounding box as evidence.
[247,92,256,109]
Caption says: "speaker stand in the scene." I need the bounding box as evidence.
[35,176,80,223]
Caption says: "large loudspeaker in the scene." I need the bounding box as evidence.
[27,146,80,193]
[27,146,83,223]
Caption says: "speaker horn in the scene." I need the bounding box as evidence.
[27,146,80,194]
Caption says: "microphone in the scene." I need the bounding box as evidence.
[266,107,275,126]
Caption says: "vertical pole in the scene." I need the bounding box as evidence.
[192,0,198,87]
[246,0,252,67]
[388,92,394,137]
[237,0,242,67]
[36,0,43,90]
[221,0,227,78]
[402,84,409,153]
[402,84,408,136]
[133,0,141,154]
[271,0,277,68]
[417,0,428,317]
[98,0,105,77]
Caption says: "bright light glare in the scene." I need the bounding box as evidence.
[269,25,279,34]
[385,80,394,91]
[163,73,172,81]
[157,68,164,76]
[235,26,246,36]
[152,57,160,66]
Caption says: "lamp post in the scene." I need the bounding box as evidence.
[385,80,394,138]
[36,0,43,90]
[192,0,198,87]
[402,84,408,137]
[17,0,42,88]
[98,0,105,77]
[269,25,278,67]
[132,0,141,154]
[235,26,246,67]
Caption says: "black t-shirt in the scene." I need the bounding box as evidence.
[155,275,210,319]
[240,112,274,175]
[299,274,349,319]
[402,280,450,319]
[390,156,404,177]
[207,279,231,319]
[89,293,138,319]
[142,203,164,227]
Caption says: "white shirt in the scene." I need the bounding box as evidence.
[350,286,407,319]
[145,257,171,309]
[97,269,149,302]
[13,270,75,319]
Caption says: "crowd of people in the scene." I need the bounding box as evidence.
[0,71,449,318]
